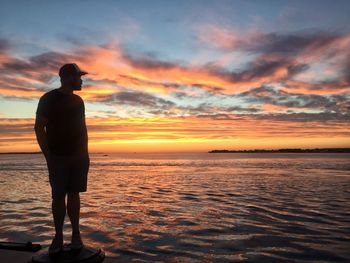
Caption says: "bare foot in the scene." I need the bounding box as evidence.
[70,231,84,250]
[49,233,63,255]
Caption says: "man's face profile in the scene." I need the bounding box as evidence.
[63,74,83,90]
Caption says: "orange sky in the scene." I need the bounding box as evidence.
[0,2,349,153]
[0,115,348,153]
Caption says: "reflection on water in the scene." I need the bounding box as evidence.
[0,153,350,262]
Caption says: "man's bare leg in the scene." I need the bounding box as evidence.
[67,192,80,233]
[49,196,65,253]
[52,196,66,235]
[67,192,83,248]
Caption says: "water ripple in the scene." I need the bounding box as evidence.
[0,153,349,262]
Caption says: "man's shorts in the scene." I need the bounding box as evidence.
[46,153,90,200]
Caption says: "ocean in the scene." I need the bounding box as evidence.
[0,152,349,262]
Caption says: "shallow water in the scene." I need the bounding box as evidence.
[0,152,350,262]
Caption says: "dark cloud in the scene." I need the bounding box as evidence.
[236,84,349,114]
[344,53,350,84]
[0,38,11,52]
[146,109,178,116]
[180,103,213,114]
[92,90,176,109]
[195,113,240,120]
[287,63,310,76]
[0,37,88,100]
[200,30,350,89]
[83,77,119,87]
[0,119,33,135]
[170,91,189,99]
[174,102,261,116]
[284,79,349,93]
[240,31,342,56]
[233,57,292,81]
[224,106,261,113]
[117,74,183,92]
[252,111,350,123]
[2,51,73,74]
[193,111,349,123]
[331,94,350,113]
[202,55,309,86]
[204,29,345,57]
[122,52,185,70]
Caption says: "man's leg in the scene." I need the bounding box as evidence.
[67,192,84,248]
[49,195,66,253]
[67,192,80,234]
[52,196,66,235]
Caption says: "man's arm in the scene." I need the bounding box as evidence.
[83,117,89,153]
[34,114,50,159]
[81,99,89,153]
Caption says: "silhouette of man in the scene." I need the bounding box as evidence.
[34,63,90,255]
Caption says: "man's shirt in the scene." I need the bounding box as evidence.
[36,88,88,156]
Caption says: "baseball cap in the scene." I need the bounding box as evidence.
[59,63,88,78]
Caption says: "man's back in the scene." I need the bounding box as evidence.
[36,88,88,156]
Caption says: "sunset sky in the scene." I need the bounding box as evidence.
[0,0,349,153]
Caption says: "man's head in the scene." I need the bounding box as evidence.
[59,63,88,91]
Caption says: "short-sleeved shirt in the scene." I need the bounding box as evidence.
[36,88,88,156]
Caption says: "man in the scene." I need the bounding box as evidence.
[34,63,90,255]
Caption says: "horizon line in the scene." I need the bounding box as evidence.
[1,147,350,155]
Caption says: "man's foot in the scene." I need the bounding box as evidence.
[48,233,63,255]
[70,231,84,250]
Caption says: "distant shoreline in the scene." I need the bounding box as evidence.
[209,148,350,153]
[0,151,104,155]
[0,148,350,154]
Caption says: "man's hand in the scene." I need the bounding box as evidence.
[34,114,50,160]
[43,150,51,162]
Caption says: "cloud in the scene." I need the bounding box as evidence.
[172,102,262,117]
[1,28,349,104]
[251,112,350,123]
[0,38,11,52]
[224,106,261,113]
[235,84,349,115]
[2,51,73,75]
[196,26,346,56]
[196,26,350,91]
[239,31,342,56]
[93,90,177,110]
[0,30,349,129]
[344,53,350,83]
[229,56,305,82]
[0,39,79,99]
[121,52,185,70]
